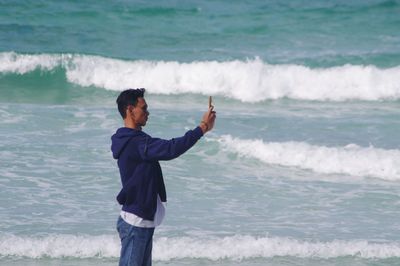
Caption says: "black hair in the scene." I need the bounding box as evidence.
[116,88,145,119]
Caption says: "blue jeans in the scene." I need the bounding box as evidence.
[116,216,155,266]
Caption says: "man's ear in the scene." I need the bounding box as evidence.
[127,105,135,118]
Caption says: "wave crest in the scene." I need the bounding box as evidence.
[1,234,400,260]
[218,135,400,181]
[1,52,400,102]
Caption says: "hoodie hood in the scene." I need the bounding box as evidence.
[111,127,142,159]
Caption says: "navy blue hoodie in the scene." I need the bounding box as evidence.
[111,126,203,220]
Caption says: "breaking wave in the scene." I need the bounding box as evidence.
[1,234,400,260]
[1,52,400,102]
[218,135,400,181]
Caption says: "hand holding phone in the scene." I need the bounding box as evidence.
[200,96,216,134]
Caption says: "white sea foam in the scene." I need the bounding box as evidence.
[218,135,400,181]
[1,234,400,260]
[155,236,400,260]
[0,52,63,74]
[1,52,400,102]
[0,234,119,258]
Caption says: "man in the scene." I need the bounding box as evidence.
[111,88,216,266]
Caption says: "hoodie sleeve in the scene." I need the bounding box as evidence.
[138,126,204,161]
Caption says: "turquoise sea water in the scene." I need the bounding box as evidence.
[1,0,400,265]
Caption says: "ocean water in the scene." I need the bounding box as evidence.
[1,0,400,265]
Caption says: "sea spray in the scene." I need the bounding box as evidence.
[2,234,400,260]
[2,52,400,102]
[217,135,400,181]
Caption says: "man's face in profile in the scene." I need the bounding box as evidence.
[131,97,149,127]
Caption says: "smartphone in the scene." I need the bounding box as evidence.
[209,96,213,108]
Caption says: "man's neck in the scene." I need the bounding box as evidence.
[124,119,142,131]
